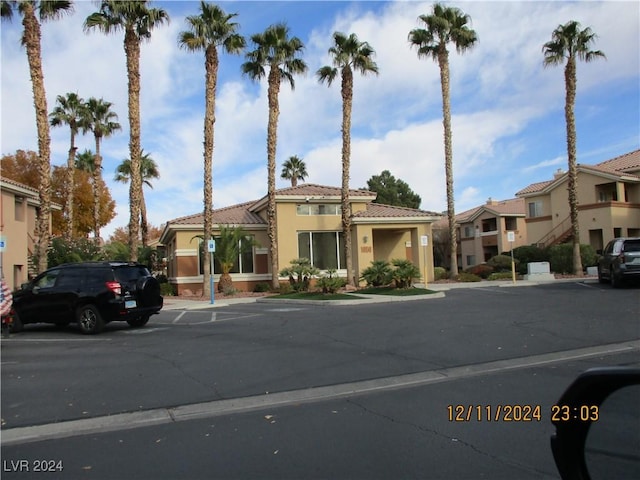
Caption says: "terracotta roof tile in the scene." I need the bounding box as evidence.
[595,149,640,173]
[273,183,375,197]
[169,201,265,226]
[353,203,442,219]
[516,180,554,196]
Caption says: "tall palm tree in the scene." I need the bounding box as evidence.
[280,155,308,187]
[409,3,477,276]
[84,0,169,260]
[75,148,96,172]
[242,23,307,289]
[543,21,605,276]
[85,97,121,243]
[317,32,378,286]
[179,1,245,297]
[114,150,160,247]
[1,0,73,273]
[49,92,89,241]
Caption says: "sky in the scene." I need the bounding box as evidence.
[1,0,639,240]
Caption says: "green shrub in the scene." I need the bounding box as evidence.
[434,266,448,280]
[360,260,393,287]
[156,274,168,284]
[548,243,598,274]
[456,272,481,282]
[253,282,271,293]
[487,254,517,272]
[391,258,421,288]
[279,258,319,292]
[511,245,548,274]
[316,269,346,294]
[487,272,514,281]
[223,286,239,296]
[464,264,494,279]
[160,283,175,296]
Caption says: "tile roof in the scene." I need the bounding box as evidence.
[271,183,375,198]
[0,177,40,195]
[515,180,554,196]
[168,201,265,226]
[353,203,442,219]
[482,198,525,216]
[595,149,640,173]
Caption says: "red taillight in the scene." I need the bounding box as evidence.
[106,281,122,295]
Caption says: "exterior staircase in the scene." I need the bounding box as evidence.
[535,216,573,248]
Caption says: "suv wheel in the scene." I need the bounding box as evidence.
[9,311,23,333]
[77,305,104,334]
[127,315,150,328]
[610,268,622,289]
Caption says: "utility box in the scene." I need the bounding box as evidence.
[524,262,555,281]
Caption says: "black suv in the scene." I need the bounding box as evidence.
[597,237,640,287]
[10,262,163,334]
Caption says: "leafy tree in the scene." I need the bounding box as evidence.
[0,150,41,187]
[242,23,307,289]
[108,224,164,244]
[179,1,245,297]
[543,21,605,276]
[409,3,477,275]
[85,97,121,243]
[51,165,116,237]
[280,155,307,187]
[365,170,421,209]
[85,0,169,261]
[317,32,379,286]
[49,92,89,240]
[1,0,73,274]
[114,150,159,247]
[47,236,104,267]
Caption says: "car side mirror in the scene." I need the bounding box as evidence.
[550,367,640,480]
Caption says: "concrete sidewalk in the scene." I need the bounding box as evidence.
[162,277,598,310]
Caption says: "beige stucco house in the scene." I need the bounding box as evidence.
[439,198,527,270]
[1,178,43,289]
[516,149,640,251]
[159,184,442,294]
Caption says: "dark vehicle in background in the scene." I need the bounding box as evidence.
[11,262,163,334]
[597,237,640,287]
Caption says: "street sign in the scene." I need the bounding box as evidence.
[420,235,429,247]
[0,236,5,252]
[507,231,515,243]
[207,239,215,252]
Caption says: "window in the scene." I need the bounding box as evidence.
[463,226,474,238]
[466,255,476,267]
[482,218,497,232]
[528,201,543,218]
[297,204,341,215]
[504,217,517,231]
[298,232,346,269]
[210,236,255,274]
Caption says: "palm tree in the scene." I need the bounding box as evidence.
[85,97,121,243]
[75,148,96,172]
[280,155,308,187]
[317,32,378,286]
[409,3,477,276]
[543,21,605,276]
[114,150,160,247]
[49,92,89,241]
[214,225,256,293]
[84,0,169,260]
[179,1,245,297]
[242,23,307,290]
[1,0,73,273]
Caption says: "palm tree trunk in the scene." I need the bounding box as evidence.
[125,26,142,262]
[565,58,583,276]
[341,67,354,286]
[22,4,51,274]
[93,135,102,243]
[65,131,76,241]
[202,45,218,297]
[267,66,281,290]
[140,187,149,247]
[438,47,458,276]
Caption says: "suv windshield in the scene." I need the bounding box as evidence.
[623,240,640,252]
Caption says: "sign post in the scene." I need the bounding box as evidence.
[420,235,429,288]
[507,231,516,284]
[207,239,216,304]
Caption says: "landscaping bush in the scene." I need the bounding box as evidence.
[316,269,346,294]
[160,283,175,296]
[548,243,598,274]
[488,272,514,281]
[253,282,271,293]
[456,272,481,282]
[360,260,393,287]
[487,254,517,272]
[391,258,421,288]
[279,258,319,292]
[511,245,548,274]
[464,264,494,279]
[156,274,168,284]
[434,266,448,280]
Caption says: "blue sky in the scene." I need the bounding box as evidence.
[2,1,639,240]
